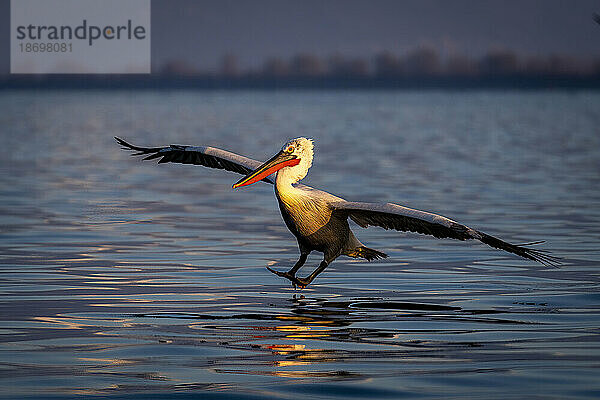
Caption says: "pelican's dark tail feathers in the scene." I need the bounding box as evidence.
[348,246,388,261]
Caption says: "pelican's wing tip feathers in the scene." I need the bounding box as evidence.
[332,200,561,268]
[115,137,274,184]
[114,136,161,155]
[114,136,130,149]
[478,232,562,268]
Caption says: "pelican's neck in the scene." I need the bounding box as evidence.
[275,170,296,193]
[274,142,313,196]
[275,170,309,208]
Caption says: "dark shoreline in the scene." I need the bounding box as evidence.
[2,74,600,90]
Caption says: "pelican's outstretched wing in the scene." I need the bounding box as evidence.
[331,201,560,267]
[115,137,274,184]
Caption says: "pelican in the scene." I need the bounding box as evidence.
[115,137,559,288]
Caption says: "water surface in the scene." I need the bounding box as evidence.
[1,90,599,399]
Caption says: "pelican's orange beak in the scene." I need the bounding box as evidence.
[233,150,300,189]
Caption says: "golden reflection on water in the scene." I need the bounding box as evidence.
[266,344,306,353]
[273,325,310,332]
[32,316,94,330]
[32,315,132,330]
[78,357,136,367]
[259,322,342,377]
[274,360,311,367]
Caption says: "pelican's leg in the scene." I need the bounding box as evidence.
[267,252,309,288]
[287,253,308,275]
[295,260,329,289]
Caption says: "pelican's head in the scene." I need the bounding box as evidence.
[233,137,314,188]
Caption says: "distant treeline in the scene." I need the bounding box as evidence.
[3,47,600,89]
[185,48,600,79]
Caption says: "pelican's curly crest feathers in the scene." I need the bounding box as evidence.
[279,137,314,184]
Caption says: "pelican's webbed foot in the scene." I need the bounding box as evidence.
[266,266,308,289]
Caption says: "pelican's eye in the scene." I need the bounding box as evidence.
[285,145,295,154]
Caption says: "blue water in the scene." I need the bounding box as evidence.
[1,90,599,399]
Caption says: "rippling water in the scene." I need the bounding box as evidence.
[1,90,599,399]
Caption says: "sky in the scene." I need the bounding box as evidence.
[1,0,599,74]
